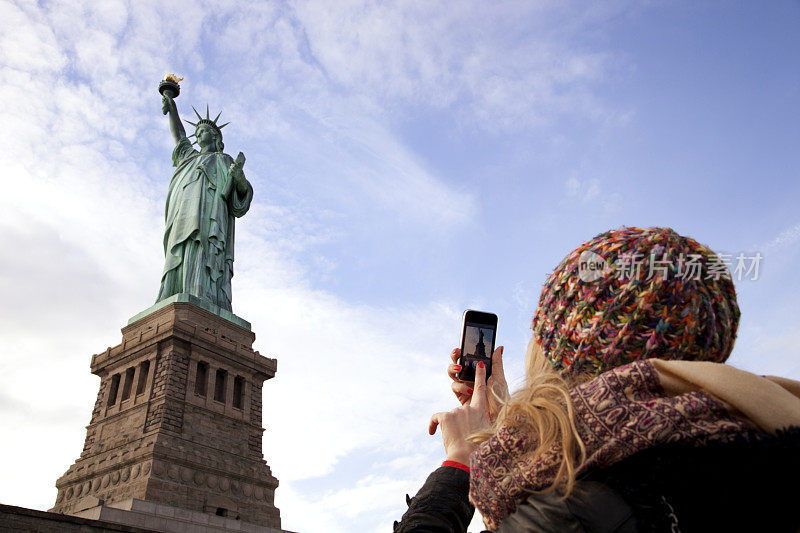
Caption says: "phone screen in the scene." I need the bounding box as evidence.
[458,311,497,381]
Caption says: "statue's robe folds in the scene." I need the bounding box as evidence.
[157,138,253,311]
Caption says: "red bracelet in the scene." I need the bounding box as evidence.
[442,460,470,473]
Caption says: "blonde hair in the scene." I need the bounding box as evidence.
[470,337,589,496]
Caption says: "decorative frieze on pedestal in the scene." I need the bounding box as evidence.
[51,300,281,529]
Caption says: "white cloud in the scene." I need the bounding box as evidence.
[760,222,800,253]
[241,284,460,480]
[730,320,800,381]
[564,176,621,213]
[566,176,581,196]
[292,0,626,131]
[0,1,65,72]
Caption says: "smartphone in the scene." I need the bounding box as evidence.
[457,310,497,382]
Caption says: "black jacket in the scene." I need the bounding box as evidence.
[395,428,800,532]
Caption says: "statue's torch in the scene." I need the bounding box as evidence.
[159,74,182,115]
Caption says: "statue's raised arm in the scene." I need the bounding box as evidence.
[159,74,186,144]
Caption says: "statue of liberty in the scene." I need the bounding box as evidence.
[474,328,487,360]
[156,76,253,312]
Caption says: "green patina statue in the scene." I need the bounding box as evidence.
[156,76,253,312]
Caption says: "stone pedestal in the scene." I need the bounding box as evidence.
[51,299,282,530]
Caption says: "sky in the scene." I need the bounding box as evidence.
[0,0,798,531]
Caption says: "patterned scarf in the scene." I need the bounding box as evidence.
[469,360,758,530]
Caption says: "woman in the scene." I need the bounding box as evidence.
[395,227,800,532]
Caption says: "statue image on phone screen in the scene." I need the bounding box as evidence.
[458,309,497,381]
[464,325,493,366]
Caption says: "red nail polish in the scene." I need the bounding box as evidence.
[478,361,485,368]
[467,388,474,394]
[454,365,462,371]
[500,346,504,355]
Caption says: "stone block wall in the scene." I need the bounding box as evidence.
[51,302,281,529]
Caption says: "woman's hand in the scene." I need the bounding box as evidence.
[429,361,491,465]
[448,346,509,422]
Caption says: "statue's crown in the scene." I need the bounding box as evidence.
[186,105,229,138]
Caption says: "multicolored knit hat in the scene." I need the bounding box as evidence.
[531,227,740,375]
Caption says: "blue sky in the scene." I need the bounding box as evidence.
[1,1,798,532]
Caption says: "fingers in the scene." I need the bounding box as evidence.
[487,346,510,408]
[492,346,505,380]
[449,347,475,404]
[429,412,445,435]
[451,381,473,404]
[470,361,487,411]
